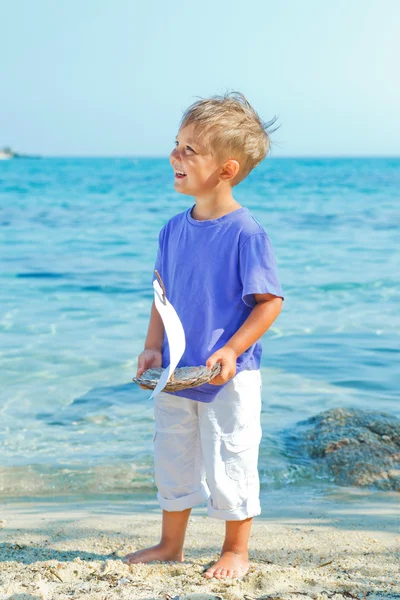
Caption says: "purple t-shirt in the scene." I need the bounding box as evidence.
[154,205,284,402]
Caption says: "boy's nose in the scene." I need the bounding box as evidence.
[170,147,180,160]
[170,148,183,167]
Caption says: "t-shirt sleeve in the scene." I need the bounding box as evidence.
[239,233,284,308]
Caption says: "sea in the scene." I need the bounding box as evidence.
[1,157,399,502]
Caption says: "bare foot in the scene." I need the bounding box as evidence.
[123,543,183,565]
[204,550,249,579]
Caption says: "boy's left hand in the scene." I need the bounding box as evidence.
[206,346,237,385]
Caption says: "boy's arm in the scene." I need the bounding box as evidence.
[206,293,283,385]
[144,300,165,352]
[136,301,165,377]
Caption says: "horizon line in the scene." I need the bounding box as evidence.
[3,154,399,160]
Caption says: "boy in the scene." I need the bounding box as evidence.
[124,92,284,579]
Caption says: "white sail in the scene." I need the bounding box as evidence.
[149,279,186,399]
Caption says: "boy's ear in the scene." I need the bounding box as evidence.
[219,159,240,181]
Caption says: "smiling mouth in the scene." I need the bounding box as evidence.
[175,170,187,179]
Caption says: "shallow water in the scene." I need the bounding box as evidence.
[1,157,399,498]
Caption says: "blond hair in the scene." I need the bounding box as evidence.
[179,91,278,185]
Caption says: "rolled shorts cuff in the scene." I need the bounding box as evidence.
[207,499,261,521]
[157,488,207,512]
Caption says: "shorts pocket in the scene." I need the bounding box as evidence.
[222,427,262,481]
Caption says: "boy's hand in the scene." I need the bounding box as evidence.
[137,349,162,390]
[206,346,237,386]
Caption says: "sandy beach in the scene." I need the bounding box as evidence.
[0,489,399,600]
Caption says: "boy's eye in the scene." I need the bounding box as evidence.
[174,141,195,153]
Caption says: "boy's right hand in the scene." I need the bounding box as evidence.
[137,349,162,389]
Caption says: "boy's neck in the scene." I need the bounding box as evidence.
[192,189,242,221]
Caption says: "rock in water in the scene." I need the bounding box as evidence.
[289,408,400,490]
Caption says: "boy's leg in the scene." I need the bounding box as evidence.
[123,508,191,564]
[124,391,207,565]
[199,369,262,579]
[204,517,253,579]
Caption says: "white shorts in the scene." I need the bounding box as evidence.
[153,369,262,521]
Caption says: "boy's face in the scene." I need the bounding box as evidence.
[169,124,225,197]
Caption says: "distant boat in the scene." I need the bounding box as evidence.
[0,147,14,160]
[0,147,40,160]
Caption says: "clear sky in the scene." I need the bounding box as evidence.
[1,0,399,157]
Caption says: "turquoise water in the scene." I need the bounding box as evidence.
[1,157,399,498]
